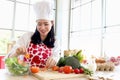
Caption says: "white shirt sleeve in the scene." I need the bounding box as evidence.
[51,38,61,63]
[6,32,33,58]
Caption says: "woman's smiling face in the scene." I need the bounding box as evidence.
[36,19,53,39]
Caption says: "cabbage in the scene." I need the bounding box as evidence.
[5,57,29,75]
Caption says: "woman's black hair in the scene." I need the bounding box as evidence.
[31,25,55,48]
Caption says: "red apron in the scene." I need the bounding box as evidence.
[24,42,52,68]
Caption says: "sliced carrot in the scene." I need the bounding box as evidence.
[25,53,30,59]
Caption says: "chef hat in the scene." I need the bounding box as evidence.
[33,0,54,21]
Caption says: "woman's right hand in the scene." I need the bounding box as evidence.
[16,46,27,55]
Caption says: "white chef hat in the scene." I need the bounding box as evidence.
[33,0,54,21]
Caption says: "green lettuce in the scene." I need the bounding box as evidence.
[5,57,29,75]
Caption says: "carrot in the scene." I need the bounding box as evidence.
[25,53,30,59]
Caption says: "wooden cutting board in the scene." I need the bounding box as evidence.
[32,70,89,80]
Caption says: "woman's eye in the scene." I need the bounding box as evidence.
[37,24,41,26]
[37,23,49,26]
[45,24,49,26]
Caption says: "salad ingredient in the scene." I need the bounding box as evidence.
[58,67,64,73]
[52,66,59,71]
[65,56,81,69]
[30,66,40,73]
[25,53,30,59]
[57,57,66,67]
[79,68,84,73]
[5,57,29,75]
[57,56,81,69]
[63,66,72,74]
[73,50,84,62]
[82,67,93,76]
[74,68,80,74]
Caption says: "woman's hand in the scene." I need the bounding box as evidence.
[46,57,56,68]
[16,46,27,56]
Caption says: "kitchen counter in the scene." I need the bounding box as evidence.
[90,65,120,80]
[0,69,88,80]
[32,66,120,80]
[0,69,39,80]
[0,66,120,80]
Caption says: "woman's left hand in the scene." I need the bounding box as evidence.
[46,57,56,68]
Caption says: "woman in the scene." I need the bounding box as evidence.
[6,0,61,68]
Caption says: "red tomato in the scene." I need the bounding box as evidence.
[58,67,64,73]
[63,66,72,74]
[79,68,84,73]
[30,66,40,73]
[71,69,74,73]
[74,68,80,74]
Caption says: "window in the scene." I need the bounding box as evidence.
[16,0,29,3]
[0,30,11,54]
[0,0,13,29]
[70,0,120,57]
[70,0,102,57]
[104,0,120,57]
[15,3,29,30]
[0,0,56,55]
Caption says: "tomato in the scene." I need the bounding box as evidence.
[74,68,80,74]
[71,69,74,73]
[52,66,59,71]
[58,67,64,73]
[63,66,72,74]
[79,68,84,73]
[30,66,40,73]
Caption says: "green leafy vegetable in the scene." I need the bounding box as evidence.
[73,50,84,62]
[5,57,29,75]
[57,56,81,69]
